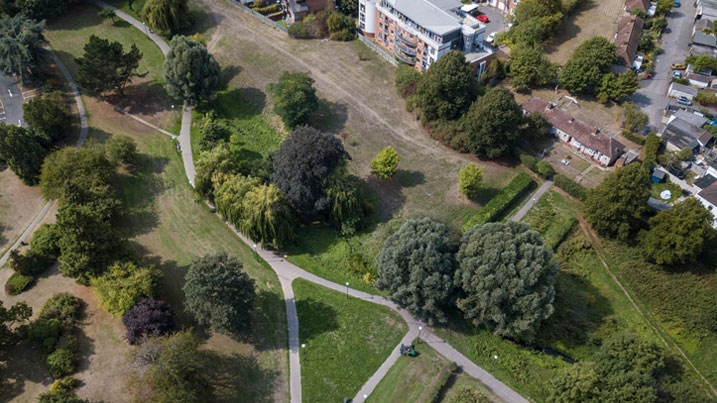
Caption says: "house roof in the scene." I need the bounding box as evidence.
[695,19,713,31]
[669,82,699,96]
[698,181,717,206]
[625,0,650,12]
[674,110,709,128]
[521,98,625,160]
[383,0,464,36]
[647,197,671,211]
[652,169,666,179]
[614,15,644,66]
[693,31,717,48]
[695,174,717,189]
[687,72,714,84]
[663,115,714,149]
[701,0,717,19]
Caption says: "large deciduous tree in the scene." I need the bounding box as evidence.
[122,297,174,345]
[0,301,32,350]
[142,0,191,35]
[39,143,116,200]
[461,88,524,158]
[239,183,295,248]
[511,0,563,44]
[183,253,256,334]
[375,218,456,325]
[640,198,715,265]
[416,51,479,121]
[14,0,67,21]
[270,125,348,220]
[267,71,319,129]
[560,37,617,95]
[23,92,71,144]
[583,163,650,241]
[508,43,557,92]
[163,36,221,106]
[193,144,239,202]
[597,70,640,103]
[75,35,143,97]
[0,123,48,185]
[455,222,558,341]
[323,165,373,235]
[0,14,45,83]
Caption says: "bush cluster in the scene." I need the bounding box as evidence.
[5,272,33,295]
[122,298,175,345]
[6,223,61,294]
[553,174,587,201]
[464,173,535,229]
[621,129,646,145]
[519,153,555,179]
[288,10,355,41]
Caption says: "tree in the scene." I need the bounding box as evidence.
[622,101,649,133]
[508,43,557,92]
[0,123,48,185]
[98,8,116,22]
[0,300,32,350]
[194,144,239,202]
[461,88,524,158]
[122,298,174,345]
[75,35,143,97]
[0,14,45,83]
[31,223,61,258]
[598,71,640,103]
[370,146,399,179]
[239,183,295,248]
[267,71,319,129]
[455,222,558,341]
[336,0,357,16]
[375,218,456,324]
[583,163,651,241]
[91,261,161,316]
[511,0,563,44]
[198,112,230,151]
[23,92,71,144]
[560,37,617,94]
[106,135,139,166]
[323,165,373,235]
[214,173,262,225]
[183,253,256,334]
[458,163,483,198]
[40,143,116,200]
[640,198,715,265]
[142,0,191,35]
[163,36,221,106]
[394,64,422,98]
[270,125,348,219]
[416,51,479,121]
[326,11,356,41]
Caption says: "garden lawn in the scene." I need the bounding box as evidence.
[521,190,578,249]
[293,278,406,402]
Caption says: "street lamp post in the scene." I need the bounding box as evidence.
[345,282,349,299]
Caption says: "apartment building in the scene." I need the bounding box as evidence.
[358,0,493,73]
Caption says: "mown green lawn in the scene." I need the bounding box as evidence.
[294,279,406,402]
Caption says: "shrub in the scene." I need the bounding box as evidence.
[40,293,83,329]
[395,65,422,98]
[458,163,484,198]
[553,174,587,201]
[622,129,646,145]
[46,348,75,378]
[5,272,34,295]
[27,318,62,352]
[122,298,175,345]
[642,132,661,167]
[695,90,717,105]
[38,390,87,403]
[31,224,61,258]
[288,21,310,39]
[91,262,161,316]
[463,173,535,229]
[49,376,79,393]
[535,160,555,178]
[9,249,55,277]
[519,153,538,171]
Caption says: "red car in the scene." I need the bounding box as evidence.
[477,14,490,23]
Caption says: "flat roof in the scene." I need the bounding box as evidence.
[384,0,463,36]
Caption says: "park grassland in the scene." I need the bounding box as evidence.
[293,279,406,402]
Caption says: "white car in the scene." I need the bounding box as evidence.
[486,32,496,44]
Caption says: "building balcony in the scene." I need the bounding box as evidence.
[396,34,417,48]
[394,39,417,56]
[393,47,416,65]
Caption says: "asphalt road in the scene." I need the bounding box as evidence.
[633,3,697,132]
[0,74,25,127]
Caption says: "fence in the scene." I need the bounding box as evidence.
[229,0,288,33]
[358,34,398,67]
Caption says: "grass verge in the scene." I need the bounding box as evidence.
[293,278,406,402]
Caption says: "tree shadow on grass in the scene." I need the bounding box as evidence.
[366,176,406,222]
[470,186,501,205]
[0,340,54,400]
[220,65,242,90]
[397,169,425,188]
[205,87,266,119]
[295,298,340,344]
[243,289,288,352]
[206,351,279,403]
[310,99,349,133]
[74,326,96,375]
[117,81,174,116]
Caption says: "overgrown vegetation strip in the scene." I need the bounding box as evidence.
[464,173,535,229]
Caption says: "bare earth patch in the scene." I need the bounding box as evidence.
[0,170,46,259]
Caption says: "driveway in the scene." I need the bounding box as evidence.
[473,4,507,36]
[0,74,25,126]
[633,3,697,132]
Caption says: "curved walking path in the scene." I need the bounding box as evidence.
[510,180,553,223]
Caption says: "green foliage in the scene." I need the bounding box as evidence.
[336,0,357,16]
[416,51,479,121]
[464,172,535,228]
[553,174,587,201]
[288,20,311,39]
[91,261,161,316]
[395,64,422,98]
[479,58,505,86]
[458,163,484,198]
[0,123,48,185]
[598,71,640,103]
[560,37,617,94]
[370,146,399,179]
[694,90,717,105]
[640,198,715,265]
[456,222,558,341]
[0,301,32,350]
[39,143,116,200]
[655,0,673,16]
[510,0,563,44]
[47,348,75,378]
[28,318,62,352]
[267,71,319,129]
[675,146,693,161]
[685,54,717,73]
[142,0,191,35]
[23,92,71,144]
[622,129,646,145]
[642,132,661,167]
[326,11,356,41]
[0,14,45,83]
[106,135,139,166]
[461,88,524,158]
[323,165,373,235]
[375,217,457,325]
[31,223,61,258]
[520,153,554,179]
[9,248,55,276]
[584,164,651,241]
[239,183,295,248]
[448,386,491,403]
[214,173,262,225]
[508,43,557,92]
[164,36,221,106]
[198,112,230,151]
[75,35,143,97]
[98,7,116,22]
[183,253,256,334]
[5,272,33,295]
[523,113,551,139]
[194,144,239,203]
[40,293,83,329]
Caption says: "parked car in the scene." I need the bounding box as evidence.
[671,63,686,70]
[477,14,489,23]
[674,0,681,7]
[486,32,496,43]
[677,96,692,106]
[673,70,682,78]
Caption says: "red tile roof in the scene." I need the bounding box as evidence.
[615,15,645,66]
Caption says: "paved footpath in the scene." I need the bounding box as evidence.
[510,180,553,223]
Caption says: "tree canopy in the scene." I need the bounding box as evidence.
[75,35,143,97]
[23,92,71,145]
[142,0,191,35]
[375,218,456,325]
[416,51,479,121]
[560,37,617,94]
[461,88,524,158]
[193,144,239,202]
[458,163,483,198]
[323,165,373,235]
[267,71,319,129]
[370,146,399,179]
[238,183,295,248]
[455,222,558,341]
[510,0,563,44]
[0,14,45,83]
[508,43,557,92]
[183,253,256,334]
[163,36,221,106]
[640,198,715,265]
[39,143,116,200]
[122,297,174,345]
[0,301,32,350]
[0,123,48,185]
[91,261,161,316]
[597,70,640,103]
[270,125,348,220]
[583,163,650,241]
